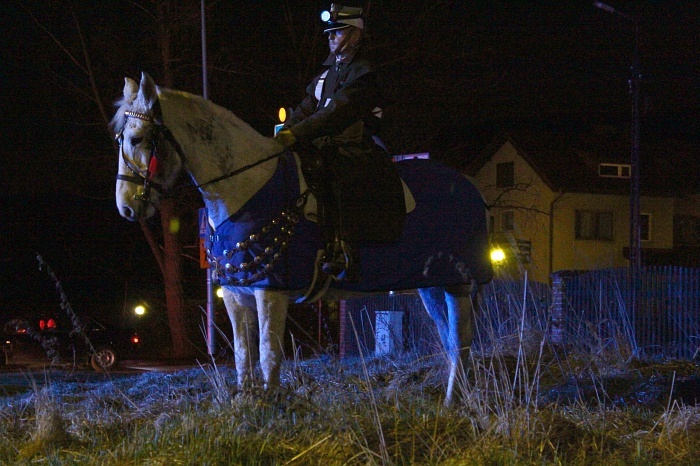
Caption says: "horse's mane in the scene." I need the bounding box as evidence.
[110,85,265,146]
[109,95,131,136]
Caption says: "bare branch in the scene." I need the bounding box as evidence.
[69,3,111,132]
[22,5,87,75]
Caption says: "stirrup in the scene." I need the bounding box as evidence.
[321,240,358,282]
[296,249,332,304]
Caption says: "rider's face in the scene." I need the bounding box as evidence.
[327,28,349,55]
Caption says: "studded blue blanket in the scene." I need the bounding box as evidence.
[206,154,492,291]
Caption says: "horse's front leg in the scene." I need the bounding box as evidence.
[254,289,289,390]
[222,288,258,390]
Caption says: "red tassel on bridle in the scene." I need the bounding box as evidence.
[147,156,159,180]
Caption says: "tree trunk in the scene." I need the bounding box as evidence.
[159,198,196,358]
[153,0,198,358]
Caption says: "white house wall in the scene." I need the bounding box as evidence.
[552,193,674,272]
[473,141,556,283]
[472,140,678,284]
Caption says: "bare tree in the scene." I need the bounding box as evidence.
[20,0,203,357]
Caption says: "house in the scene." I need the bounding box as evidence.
[466,127,700,284]
[329,126,699,358]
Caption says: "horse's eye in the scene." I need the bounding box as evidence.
[130,136,144,146]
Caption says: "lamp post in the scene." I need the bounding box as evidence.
[201,0,215,357]
[594,2,642,337]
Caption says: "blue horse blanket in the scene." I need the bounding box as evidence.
[206,154,492,291]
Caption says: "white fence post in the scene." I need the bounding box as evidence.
[375,310,404,356]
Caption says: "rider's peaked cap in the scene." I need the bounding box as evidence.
[321,4,364,33]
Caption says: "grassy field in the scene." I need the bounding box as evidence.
[3,263,700,464]
[2,333,700,464]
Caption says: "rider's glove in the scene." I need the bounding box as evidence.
[274,129,297,148]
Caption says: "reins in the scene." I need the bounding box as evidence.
[192,148,289,190]
[116,108,289,198]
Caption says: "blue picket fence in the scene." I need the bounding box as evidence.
[552,267,700,359]
[338,267,700,360]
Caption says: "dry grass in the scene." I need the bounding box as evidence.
[1,344,700,465]
[3,261,699,464]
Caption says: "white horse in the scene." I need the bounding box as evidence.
[113,73,492,405]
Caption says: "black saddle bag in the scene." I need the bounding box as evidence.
[324,153,406,244]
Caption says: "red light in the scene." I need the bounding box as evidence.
[131,336,140,344]
[39,320,45,330]
[47,318,56,329]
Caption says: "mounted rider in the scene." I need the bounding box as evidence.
[274,3,404,282]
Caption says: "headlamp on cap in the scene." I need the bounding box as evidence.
[321,4,364,33]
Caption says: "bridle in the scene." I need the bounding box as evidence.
[115,106,289,207]
[115,109,182,205]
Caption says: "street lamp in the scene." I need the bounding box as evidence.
[134,305,146,316]
[594,1,642,273]
[490,247,506,264]
[594,1,642,272]
[594,1,642,345]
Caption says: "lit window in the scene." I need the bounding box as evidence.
[599,163,631,178]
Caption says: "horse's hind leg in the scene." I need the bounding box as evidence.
[444,282,477,402]
[419,282,477,406]
[418,287,450,349]
[222,288,259,390]
[254,289,289,390]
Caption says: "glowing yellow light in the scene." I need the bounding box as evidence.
[134,305,146,316]
[169,217,180,234]
[278,107,287,123]
[216,287,224,298]
[490,248,506,263]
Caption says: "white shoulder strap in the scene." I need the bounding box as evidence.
[314,70,330,101]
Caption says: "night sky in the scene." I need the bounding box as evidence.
[1,1,698,325]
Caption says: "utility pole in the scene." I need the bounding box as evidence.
[201,0,215,357]
[594,2,642,352]
[629,19,642,280]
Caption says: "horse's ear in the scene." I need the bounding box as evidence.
[123,77,138,104]
[138,72,158,105]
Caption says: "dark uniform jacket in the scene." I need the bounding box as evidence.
[284,46,404,243]
[285,47,384,159]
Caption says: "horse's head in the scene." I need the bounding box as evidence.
[112,72,183,221]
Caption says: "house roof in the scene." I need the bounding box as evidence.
[467,128,699,198]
